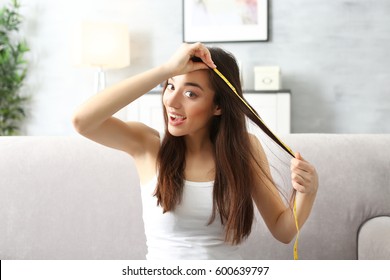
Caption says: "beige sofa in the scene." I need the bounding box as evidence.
[0,134,389,259]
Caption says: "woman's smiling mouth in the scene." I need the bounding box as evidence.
[168,112,187,126]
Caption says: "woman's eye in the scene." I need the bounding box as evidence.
[166,83,174,91]
[184,91,197,98]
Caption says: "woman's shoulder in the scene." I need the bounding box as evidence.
[248,133,269,165]
[248,133,264,151]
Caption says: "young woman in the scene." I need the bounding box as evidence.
[72,42,318,260]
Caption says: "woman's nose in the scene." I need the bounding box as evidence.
[165,90,181,109]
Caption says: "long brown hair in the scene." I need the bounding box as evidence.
[155,47,279,244]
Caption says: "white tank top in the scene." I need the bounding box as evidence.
[140,176,242,260]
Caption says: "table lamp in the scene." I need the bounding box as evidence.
[72,21,130,93]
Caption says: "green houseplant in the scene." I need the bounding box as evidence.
[0,0,29,136]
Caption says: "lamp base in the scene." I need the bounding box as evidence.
[95,67,106,93]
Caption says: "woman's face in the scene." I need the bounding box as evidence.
[162,70,221,137]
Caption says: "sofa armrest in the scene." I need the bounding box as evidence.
[358,216,390,259]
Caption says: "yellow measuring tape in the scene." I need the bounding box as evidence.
[213,68,300,260]
[293,197,299,260]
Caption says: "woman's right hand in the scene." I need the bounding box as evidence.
[163,42,217,77]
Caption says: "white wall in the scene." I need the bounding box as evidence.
[9,0,182,136]
[3,0,390,135]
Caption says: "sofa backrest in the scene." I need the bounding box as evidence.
[1,135,389,259]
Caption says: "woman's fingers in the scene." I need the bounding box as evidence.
[191,43,216,69]
[165,43,216,77]
[290,152,318,194]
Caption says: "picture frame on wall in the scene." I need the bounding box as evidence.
[183,0,269,43]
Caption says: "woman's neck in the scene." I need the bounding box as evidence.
[184,131,213,156]
[184,132,216,182]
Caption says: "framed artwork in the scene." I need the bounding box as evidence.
[183,0,269,43]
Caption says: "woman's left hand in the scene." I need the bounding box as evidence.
[290,152,318,195]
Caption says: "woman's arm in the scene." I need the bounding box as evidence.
[73,66,169,134]
[72,65,169,156]
[250,136,318,244]
[276,152,318,241]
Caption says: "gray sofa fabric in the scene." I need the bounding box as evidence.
[358,216,390,260]
[0,134,389,259]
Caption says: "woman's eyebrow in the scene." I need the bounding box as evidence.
[184,82,204,91]
[169,77,205,91]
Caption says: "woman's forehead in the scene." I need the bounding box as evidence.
[171,70,212,91]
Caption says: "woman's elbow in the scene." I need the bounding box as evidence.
[272,230,296,244]
[71,111,89,134]
[278,235,294,244]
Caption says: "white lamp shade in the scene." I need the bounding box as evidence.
[72,21,130,69]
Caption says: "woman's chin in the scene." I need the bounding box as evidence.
[167,126,186,137]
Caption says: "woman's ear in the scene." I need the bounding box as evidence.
[214,105,222,116]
